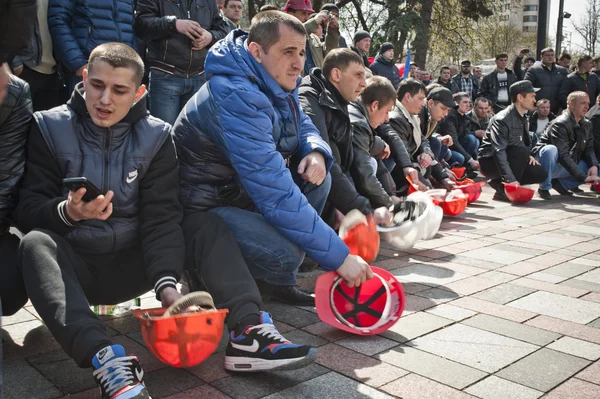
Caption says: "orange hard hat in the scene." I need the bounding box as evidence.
[133,292,228,368]
[339,210,380,264]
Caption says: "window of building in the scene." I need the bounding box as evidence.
[523,26,537,32]
[524,5,538,11]
[523,15,538,22]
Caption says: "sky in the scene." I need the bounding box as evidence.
[549,0,592,52]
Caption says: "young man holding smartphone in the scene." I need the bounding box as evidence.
[15,42,316,399]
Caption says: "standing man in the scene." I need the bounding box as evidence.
[452,60,479,102]
[320,4,347,48]
[558,55,600,109]
[351,31,371,67]
[223,0,243,28]
[369,42,400,89]
[173,12,372,306]
[524,47,568,114]
[434,66,460,93]
[473,66,483,82]
[478,81,547,201]
[592,56,600,77]
[135,0,229,125]
[513,48,535,80]
[479,53,518,113]
[534,92,600,198]
[48,0,138,93]
[558,53,572,69]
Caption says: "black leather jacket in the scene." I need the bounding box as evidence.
[534,111,599,182]
[439,108,475,162]
[478,105,530,182]
[135,0,229,77]
[349,100,392,208]
[298,69,371,215]
[0,75,32,231]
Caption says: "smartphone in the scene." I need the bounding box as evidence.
[62,177,104,202]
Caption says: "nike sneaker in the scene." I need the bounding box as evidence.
[224,312,317,372]
[92,344,151,399]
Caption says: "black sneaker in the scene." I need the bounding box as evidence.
[538,189,552,200]
[92,345,150,399]
[225,312,317,372]
[551,179,573,196]
[492,190,510,202]
[570,187,584,194]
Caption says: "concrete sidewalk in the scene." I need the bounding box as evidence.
[3,185,600,399]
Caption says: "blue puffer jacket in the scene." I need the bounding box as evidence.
[173,29,349,270]
[48,0,136,72]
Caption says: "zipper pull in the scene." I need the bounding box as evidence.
[188,10,191,18]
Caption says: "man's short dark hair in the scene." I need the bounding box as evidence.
[322,48,364,79]
[578,55,593,68]
[594,56,600,64]
[397,78,426,101]
[440,66,450,73]
[360,76,396,108]
[536,98,550,106]
[248,11,307,53]
[495,53,508,60]
[541,47,554,55]
[473,97,489,107]
[426,83,443,95]
[559,52,571,61]
[525,56,536,63]
[260,4,280,11]
[224,0,242,8]
[88,42,144,86]
[453,92,469,103]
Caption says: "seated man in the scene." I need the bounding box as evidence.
[468,97,492,133]
[528,98,556,148]
[377,79,455,193]
[534,91,600,198]
[298,48,392,224]
[439,92,480,177]
[0,73,32,317]
[173,12,371,306]
[478,81,548,201]
[15,43,317,399]
[349,76,398,207]
[586,93,600,164]
[418,85,455,173]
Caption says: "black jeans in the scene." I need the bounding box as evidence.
[479,145,548,189]
[19,67,66,112]
[0,231,27,316]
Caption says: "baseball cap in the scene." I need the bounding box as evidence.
[283,0,314,13]
[509,80,540,98]
[427,87,456,108]
[460,60,471,66]
[315,267,405,336]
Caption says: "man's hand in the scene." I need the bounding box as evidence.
[585,175,600,184]
[75,64,88,77]
[588,165,598,177]
[441,178,456,190]
[403,167,419,183]
[0,63,10,104]
[417,153,433,168]
[468,158,480,170]
[328,13,339,30]
[176,19,203,40]
[519,48,529,58]
[192,29,213,50]
[66,188,114,222]
[380,143,391,159]
[298,151,326,185]
[373,207,394,226]
[314,10,329,25]
[529,156,540,166]
[440,135,453,146]
[445,168,458,181]
[160,287,183,308]
[336,254,373,288]
[474,130,485,138]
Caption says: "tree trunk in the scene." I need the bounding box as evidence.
[413,0,434,69]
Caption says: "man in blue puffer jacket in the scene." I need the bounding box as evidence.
[48,0,137,93]
[173,11,373,307]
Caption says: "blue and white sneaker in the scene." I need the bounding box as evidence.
[225,312,317,372]
[92,345,151,399]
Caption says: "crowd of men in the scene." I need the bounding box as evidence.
[1,1,600,398]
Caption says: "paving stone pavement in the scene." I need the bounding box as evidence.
[2,185,600,398]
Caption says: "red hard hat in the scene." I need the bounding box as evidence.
[315,267,405,335]
[133,292,228,368]
[503,182,535,204]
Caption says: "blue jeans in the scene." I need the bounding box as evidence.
[536,145,589,190]
[148,69,206,125]
[449,134,479,166]
[210,173,332,286]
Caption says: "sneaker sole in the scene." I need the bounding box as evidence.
[224,348,317,372]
